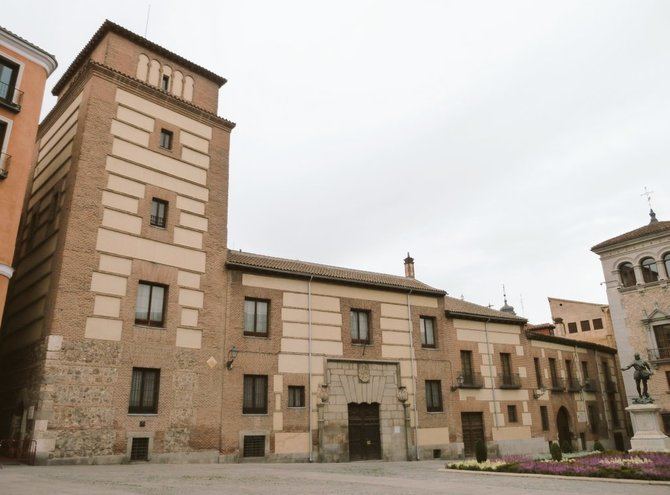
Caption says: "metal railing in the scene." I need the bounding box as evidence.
[498,372,521,389]
[0,81,23,110]
[582,378,599,392]
[648,347,670,361]
[0,152,10,179]
[150,214,167,228]
[456,372,484,389]
[550,377,565,392]
[567,377,582,392]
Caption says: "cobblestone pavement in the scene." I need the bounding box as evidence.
[1,460,668,495]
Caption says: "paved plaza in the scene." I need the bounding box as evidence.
[1,460,668,495]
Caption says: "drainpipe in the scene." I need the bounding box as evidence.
[574,345,588,436]
[406,290,420,461]
[308,275,314,462]
[483,317,499,428]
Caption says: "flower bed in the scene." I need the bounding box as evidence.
[445,452,670,481]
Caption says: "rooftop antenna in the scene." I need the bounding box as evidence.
[519,294,525,316]
[144,4,151,38]
[641,186,658,223]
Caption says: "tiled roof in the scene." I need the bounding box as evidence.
[52,20,226,96]
[226,250,446,295]
[526,331,617,354]
[443,296,527,323]
[527,322,555,330]
[0,25,57,61]
[591,220,670,252]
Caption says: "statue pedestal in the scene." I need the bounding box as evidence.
[626,404,670,452]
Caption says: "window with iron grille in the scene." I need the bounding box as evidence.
[567,322,578,333]
[243,375,268,414]
[609,396,619,427]
[420,316,436,348]
[159,129,173,150]
[580,320,591,332]
[0,57,19,105]
[130,437,149,461]
[540,406,549,431]
[128,368,160,414]
[161,74,170,92]
[592,318,604,330]
[534,357,543,388]
[350,309,370,344]
[243,435,265,457]
[507,405,518,423]
[150,198,168,228]
[549,358,560,387]
[425,380,443,412]
[135,281,167,327]
[244,298,269,336]
[288,386,305,408]
[461,350,474,379]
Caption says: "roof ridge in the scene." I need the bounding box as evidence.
[592,220,670,252]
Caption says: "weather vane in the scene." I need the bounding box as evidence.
[641,186,654,209]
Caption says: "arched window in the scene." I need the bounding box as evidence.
[619,262,636,287]
[664,253,670,279]
[640,257,659,283]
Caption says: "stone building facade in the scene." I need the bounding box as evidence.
[592,211,670,434]
[547,297,615,348]
[0,20,630,464]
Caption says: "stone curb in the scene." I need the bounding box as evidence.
[438,468,670,485]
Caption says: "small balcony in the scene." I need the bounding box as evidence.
[582,378,599,392]
[0,152,10,180]
[648,347,670,363]
[498,373,521,389]
[455,372,484,389]
[550,377,565,392]
[0,81,22,112]
[567,377,582,392]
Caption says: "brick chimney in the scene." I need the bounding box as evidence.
[404,253,415,278]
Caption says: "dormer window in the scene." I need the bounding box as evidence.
[161,74,170,92]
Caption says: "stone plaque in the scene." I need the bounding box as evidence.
[358,363,370,383]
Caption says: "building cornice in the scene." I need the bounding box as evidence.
[0,27,57,75]
[0,263,15,279]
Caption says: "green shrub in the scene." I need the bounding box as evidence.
[560,440,572,454]
[475,439,487,463]
[593,441,605,452]
[550,442,562,461]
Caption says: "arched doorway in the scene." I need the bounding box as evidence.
[556,406,571,450]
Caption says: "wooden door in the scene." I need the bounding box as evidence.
[348,403,381,461]
[556,406,571,450]
[461,412,484,457]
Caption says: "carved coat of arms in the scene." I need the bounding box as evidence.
[358,363,370,383]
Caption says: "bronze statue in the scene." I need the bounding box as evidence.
[621,353,654,403]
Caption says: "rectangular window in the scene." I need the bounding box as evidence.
[425,380,443,412]
[566,359,578,390]
[159,129,173,150]
[129,368,160,414]
[666,371,670,390]
[244,298,269,336]
[507,405,518,423]
[150,198,168,228]
[580,320,591,332]
[587,403,599,433]
[288,386,305,408]
[567,322,578,333]
[243,375,268,414]
[420,316,436,348]
[461,350,473,378]
[135,282,167,327]
[581,361,590,381]
[0,57,19,103]
[549,358,561,389]
[0,120,6,150]
[540,406,549,431]
[350,309,370,344]
[592,318,604,330]
[609,396,619,427]
[130,437,150,461]
[243,435,266,457]
[534,357,543,388]
[662,413,670,436]
[653,324,670,359]
[161,74,170,91]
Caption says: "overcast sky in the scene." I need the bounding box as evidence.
[7,1,670,322]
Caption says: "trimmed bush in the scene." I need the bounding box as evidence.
[550,442,563,461]
[593,441,605,452]
[475,439,487,463]
[560,440,572,454]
